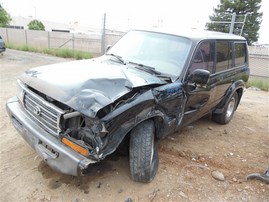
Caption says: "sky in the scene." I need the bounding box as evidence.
[1,0,268,44]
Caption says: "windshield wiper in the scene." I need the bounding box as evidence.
[106,53,126,65]
[128,61,171,81]
[128,61,161,74]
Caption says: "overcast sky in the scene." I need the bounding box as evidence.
[1,0,268,43]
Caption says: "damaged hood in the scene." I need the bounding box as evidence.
[20,57,165,117]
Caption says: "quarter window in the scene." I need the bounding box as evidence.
[234,43,247,67]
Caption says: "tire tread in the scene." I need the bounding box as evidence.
[129,119,159,182]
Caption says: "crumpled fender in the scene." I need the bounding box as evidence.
[100,90,159,156]
[100,83,185,157]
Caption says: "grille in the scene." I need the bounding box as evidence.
[23,89,64,136]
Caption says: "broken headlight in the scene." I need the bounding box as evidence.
[17,79,25,105]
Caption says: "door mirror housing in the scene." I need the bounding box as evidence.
[188,69,210,85]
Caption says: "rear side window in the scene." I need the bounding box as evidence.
[216,41,232,72]
[234,43,247,67]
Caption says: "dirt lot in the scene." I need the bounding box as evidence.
[0,49,268,202]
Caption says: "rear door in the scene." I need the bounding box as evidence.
[210,40,233,106]
[210,40,248,107]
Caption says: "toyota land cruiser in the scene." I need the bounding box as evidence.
[6,29,249,182]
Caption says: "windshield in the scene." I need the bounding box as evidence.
[107,31,192,79]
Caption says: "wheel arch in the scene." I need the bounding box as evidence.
[101,109,166,158]
[213,80,245,114]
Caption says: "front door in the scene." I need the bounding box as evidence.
[181,40,216,126]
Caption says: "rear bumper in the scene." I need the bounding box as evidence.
[6,97,96,176]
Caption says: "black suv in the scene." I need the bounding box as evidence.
[6,30,249,182]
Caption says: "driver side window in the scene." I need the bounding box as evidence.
[189,41,215,74]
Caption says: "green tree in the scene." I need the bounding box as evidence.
[206,0,263,44]
[28,19,45,31]
[0,4,12,27]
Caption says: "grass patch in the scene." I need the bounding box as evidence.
[247,78,269,91]
[55,48,75,58]
[47,48,93,59]
[6,43,93,60]
[18,44,38,52]
[74,50,93,60]
[5,42,16,49]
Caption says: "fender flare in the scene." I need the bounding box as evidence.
[213,80,245,114]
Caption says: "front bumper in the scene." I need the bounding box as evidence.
[6,97,96,176]
[0,47,6,53]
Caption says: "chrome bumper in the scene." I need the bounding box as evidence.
[6,97,96,176]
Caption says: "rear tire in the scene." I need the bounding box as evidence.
[129,119,159,183]
[213,92,239,124]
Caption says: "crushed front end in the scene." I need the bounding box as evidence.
[6,80,110,176]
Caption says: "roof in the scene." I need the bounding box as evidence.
[134,28,246,41]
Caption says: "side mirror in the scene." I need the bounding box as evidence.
[188,69,210,85]
[106,45,112,53]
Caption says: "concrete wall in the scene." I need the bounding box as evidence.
[0,28,123,55]
[248,46,269,78]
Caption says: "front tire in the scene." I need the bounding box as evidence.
[129,119,159,183]
[213,92,239,124]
